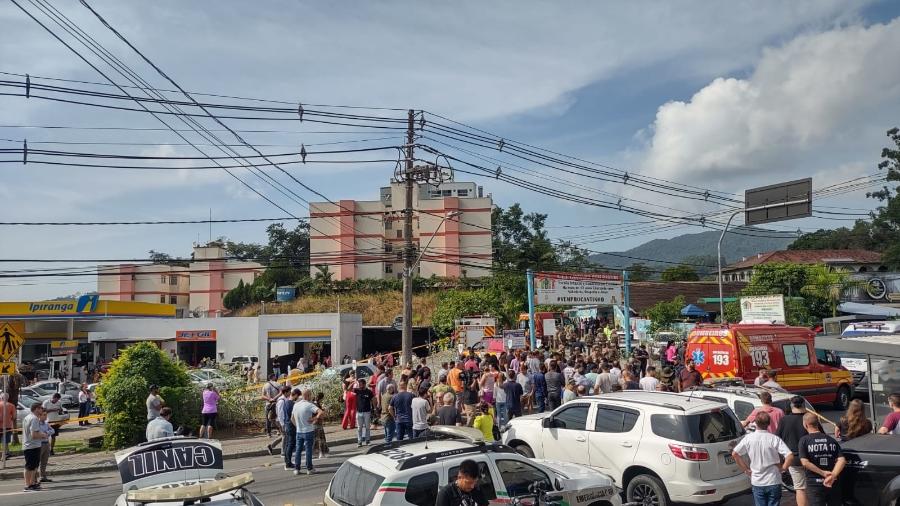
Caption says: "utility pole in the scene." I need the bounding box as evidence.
[401,109,416,367]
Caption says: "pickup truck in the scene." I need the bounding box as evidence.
[839,433,900,506]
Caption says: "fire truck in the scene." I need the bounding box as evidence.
[454,316,498,348]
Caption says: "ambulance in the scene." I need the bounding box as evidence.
[686,323,854,409]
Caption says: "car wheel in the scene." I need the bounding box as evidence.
[514,444,534,458]
[627,475,669,506]
[833,385,851,410]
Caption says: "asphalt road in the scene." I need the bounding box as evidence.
[0,407,846,506]
[0,441,358,506]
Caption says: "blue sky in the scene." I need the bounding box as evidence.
[1,1,899,299]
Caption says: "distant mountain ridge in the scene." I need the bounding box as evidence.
[588,229,794,270]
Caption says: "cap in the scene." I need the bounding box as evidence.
[149,384,159,391]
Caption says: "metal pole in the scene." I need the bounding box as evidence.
[527,269,536,349]
[717,210,742,322]
[623,270,632,355]
[401,109,415,367]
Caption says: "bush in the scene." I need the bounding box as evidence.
[96,342,192,449]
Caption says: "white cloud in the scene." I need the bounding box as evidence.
[637,19,900,185]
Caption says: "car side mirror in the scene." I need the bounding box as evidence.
[542,417,552,428]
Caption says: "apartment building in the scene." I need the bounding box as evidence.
[97,243,263,316]
[309,180,493,280]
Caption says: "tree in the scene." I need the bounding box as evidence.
[801,265,859,318]
[492,204,591,273]
[148,250,188,266]
[96,342,193,449]
[660,265,700,282]
[789,221,875,251]
[626,263,653,282]
[645,295,686,333]
[868,127,900,268]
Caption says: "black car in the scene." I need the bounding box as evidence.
[840,433,900,506]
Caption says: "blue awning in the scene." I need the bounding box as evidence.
[681,304,709,317]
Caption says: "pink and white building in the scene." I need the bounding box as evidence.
[97,244,263,317]
[309,180,493,280]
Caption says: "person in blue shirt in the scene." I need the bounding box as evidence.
[389,382,415,440]
[280,388,298,471]
[502,371,524,420]
[531,365,548,413]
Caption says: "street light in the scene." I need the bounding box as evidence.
[401,210,461,366]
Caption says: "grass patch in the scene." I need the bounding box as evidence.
[238,291,440,326]
[4,439,99,455]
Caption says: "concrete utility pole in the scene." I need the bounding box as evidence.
[401,110,416,367]
[399,110,451,365]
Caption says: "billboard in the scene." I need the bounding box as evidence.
[534,272,623,306]
[740,295,786,324]
[744,178,812,226]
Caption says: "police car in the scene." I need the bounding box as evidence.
[324,426,621,506]
[113,437,263,506]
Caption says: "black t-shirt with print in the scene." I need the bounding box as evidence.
[798,432,843,486]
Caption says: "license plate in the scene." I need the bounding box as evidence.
[725,455,735,465]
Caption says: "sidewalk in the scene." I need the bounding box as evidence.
[0,423,383,480]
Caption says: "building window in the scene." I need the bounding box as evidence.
[169,275,177,285]
[442,190,452,196]
[384,243,393,253]
[169,295,177,305]
[159,295,166,303]
[430,190,442,198]
[385,264,393,274]
[385,218,393,230]
[457,189,469,197]
[396,230,402,239]
[221,272,225,279]
[783,344,810,367]
[160,274,167,284]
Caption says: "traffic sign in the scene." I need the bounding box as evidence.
[0,362,16,375]
[0,323,24,361]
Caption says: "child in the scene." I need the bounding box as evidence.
[314,392,329,459]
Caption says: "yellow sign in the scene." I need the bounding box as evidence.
[0,361,16,375]
[51,340,79,349]
[0,323,24,361]
[0,297,175,319]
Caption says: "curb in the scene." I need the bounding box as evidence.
[0,433,385,480]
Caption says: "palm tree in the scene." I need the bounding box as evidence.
[801,264,860,317]
[312,265,334,293]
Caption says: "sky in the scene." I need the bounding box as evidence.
[1,0,899,300]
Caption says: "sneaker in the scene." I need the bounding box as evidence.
[293,470,300,476]
[40,478,53,483]
[283,465,292,471]
[306,469,314,475]
[30,484,42,491]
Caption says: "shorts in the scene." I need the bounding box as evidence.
[788,465,806,490]
[24,447,41,470]
[201,413,218,427]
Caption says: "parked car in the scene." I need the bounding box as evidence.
[840,433,900,506]
[502,391,750,506]
[31,379,82,400]
[19,386,77,409]
[325,426,621,506]
[188,368,231,388]
[17,395,71,429]
[677,381,814,427]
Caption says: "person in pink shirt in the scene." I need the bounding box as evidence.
[199,384,220,439]
[742,391,785,434]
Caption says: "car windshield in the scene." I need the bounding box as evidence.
[31,384,56,395]
[651,409,743,444]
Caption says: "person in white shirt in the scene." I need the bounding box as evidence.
[40,394,63,454]
[146,407,174,441]
[639,366,660,392]
[609,363,622,386]
[411,387,431,438]
[732,411,793,506]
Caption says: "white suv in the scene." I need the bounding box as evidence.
[324,426,621,506]
[501,391,750,506]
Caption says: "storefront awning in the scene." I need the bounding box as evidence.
[267,329,331,343]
